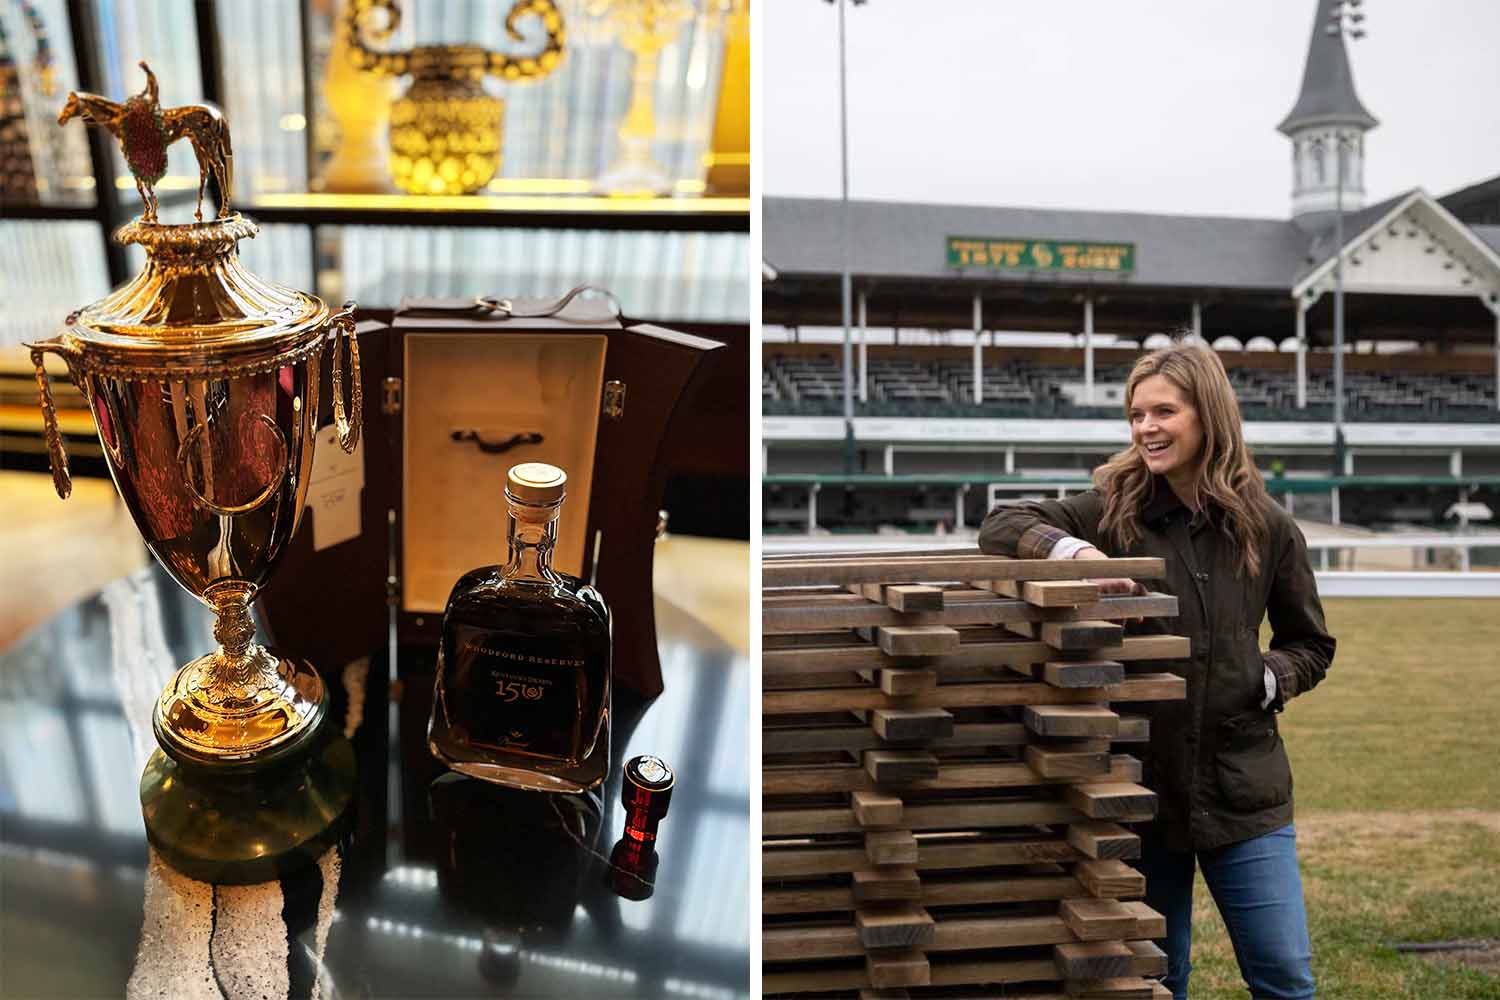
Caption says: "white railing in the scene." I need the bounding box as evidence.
[1304,533,1500,572]
[1312,571,1500,597]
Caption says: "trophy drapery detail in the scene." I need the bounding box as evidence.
[29,346,71,499]
[330,301,363,454]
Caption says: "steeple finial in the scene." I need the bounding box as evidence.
[1278,0,1378,135]
[1280,0,1379,224]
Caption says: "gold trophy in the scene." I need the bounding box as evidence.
[340,0,566,195]
[29,64,361,883]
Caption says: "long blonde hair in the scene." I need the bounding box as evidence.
[1093,343,1270,577]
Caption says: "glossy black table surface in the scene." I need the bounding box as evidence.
[0,562,750,998]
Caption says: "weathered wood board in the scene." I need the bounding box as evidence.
[762,549,1185,997]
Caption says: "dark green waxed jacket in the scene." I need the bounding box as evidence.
[978,478,1335,852]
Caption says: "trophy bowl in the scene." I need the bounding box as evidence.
[32,66,362,882]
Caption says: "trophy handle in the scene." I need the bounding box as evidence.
[486,0,566,79]
[28,342,74,500]
[341,0,410,76]
[176,413,289,516]
[330,301,363,455]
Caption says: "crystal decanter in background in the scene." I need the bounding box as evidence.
[429,463,611,792]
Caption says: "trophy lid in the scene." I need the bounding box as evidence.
[57,215,332,379]
[44,62,332,379]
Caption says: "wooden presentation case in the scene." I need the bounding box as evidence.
[258,296,724,697]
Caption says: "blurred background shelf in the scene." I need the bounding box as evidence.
[2,0,750,540]
[245,192,751,229]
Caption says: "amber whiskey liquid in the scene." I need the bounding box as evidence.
[428,463,610,792]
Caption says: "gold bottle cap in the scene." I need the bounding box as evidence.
[507,462,567,505]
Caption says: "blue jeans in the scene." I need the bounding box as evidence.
[1138,824,1315,1000]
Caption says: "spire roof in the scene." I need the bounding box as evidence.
[1278,0,1379,134]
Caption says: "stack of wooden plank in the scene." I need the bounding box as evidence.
[763,550,1190,999]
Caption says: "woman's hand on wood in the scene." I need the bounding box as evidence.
[1073,545,1148,597]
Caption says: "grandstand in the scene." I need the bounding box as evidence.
[765,349,1499,423]
[763,347,1500,536]
[761,1,1500,542]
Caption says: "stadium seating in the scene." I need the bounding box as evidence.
[764,354,1500,421]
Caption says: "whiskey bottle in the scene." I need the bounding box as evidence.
[428,462,610,792]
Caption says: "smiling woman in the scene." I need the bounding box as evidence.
[979,342,1336,1000]
[1131,376,1205,491]
[1097,347,1273,580]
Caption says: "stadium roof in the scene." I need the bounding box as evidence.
[763,197,1312,292]
[1276,0,1379,134]
[1442,174,1500,228]
[1441,174,1500,211]
[765,190,1500,302]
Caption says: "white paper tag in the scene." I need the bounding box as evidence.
[307,425,364,552]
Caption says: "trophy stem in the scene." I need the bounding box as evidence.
[153,581,329,768]
[209,581,257,658]
[186,581,286,716]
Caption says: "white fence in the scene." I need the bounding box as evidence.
[1303,533,1500,573]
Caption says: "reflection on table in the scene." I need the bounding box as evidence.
[0,555,749,998]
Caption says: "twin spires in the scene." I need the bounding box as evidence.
[1279,0,1379,226]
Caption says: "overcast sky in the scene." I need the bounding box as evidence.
[762,0,1500,219]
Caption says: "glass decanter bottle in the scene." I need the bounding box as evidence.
[428,463,611,792]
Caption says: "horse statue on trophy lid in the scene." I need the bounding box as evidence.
[59,61,233,223]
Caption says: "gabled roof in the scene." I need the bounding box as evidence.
[763,197,1311,292]
[1277,0,1378,134]
[1291,189,1500,299]
[1294,189,1414,282]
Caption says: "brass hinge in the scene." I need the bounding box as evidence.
[602,380,626,420]
[382,377,402,414]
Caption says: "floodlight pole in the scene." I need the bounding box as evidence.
[1327,0,1366,478]
[836,0,856,474]
[1333,136,1347,478]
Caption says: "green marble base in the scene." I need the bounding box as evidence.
[139,720,356,884]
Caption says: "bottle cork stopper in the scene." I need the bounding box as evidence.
[506,462,566,505]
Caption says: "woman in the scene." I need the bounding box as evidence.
[979,343,1333,1000]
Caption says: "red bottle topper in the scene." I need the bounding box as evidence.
[621,755,674,843]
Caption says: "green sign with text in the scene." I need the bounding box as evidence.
[947,236,1135,274]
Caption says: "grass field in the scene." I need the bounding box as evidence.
[1185,598,1500,999]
